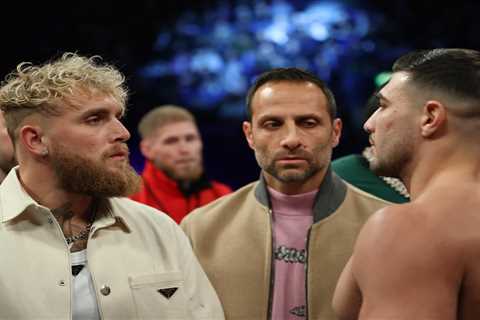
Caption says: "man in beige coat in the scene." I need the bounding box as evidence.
[0,53,223,320]
[181,67,388,319]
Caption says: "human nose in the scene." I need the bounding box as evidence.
[280,123,302,151]
[112,119,131,142]
[178,139,192,154]
[363,109,378,134]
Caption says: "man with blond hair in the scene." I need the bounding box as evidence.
[131,105,231,223]
[0,53,223,319]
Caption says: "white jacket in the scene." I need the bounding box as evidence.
[0,169,224,320]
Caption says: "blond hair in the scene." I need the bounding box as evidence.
[138,105,196,139]
[0,52,128,140]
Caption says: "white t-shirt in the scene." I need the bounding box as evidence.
[71,250,100,320]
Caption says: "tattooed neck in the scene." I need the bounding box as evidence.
[51,202,75,220]
[50,200,97,252]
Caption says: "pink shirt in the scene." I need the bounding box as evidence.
[268,187,316,319]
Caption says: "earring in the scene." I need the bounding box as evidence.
[41,149,48,156]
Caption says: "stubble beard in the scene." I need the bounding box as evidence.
[256,147,329,184]
[369,143,412,179]
[264,163,318,183]
[156,159,203,183]
[50,143,141,197]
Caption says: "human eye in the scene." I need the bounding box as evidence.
[84,109,111,126]
[300,118,318,128]
[85,114,103,125]
[377,102,387,110]
[163,137,179,145]
[185,134,198,142]
[262,119,281,130]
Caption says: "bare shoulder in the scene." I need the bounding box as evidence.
[352,200,468,292]
[354,201,463,260]
[347,202,460,318]
[354,203,422,249]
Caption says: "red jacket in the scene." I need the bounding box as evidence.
[130,161,232,223]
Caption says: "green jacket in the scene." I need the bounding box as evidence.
[333,154,409,204]
[181,170,389,319]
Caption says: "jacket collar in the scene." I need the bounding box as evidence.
[254,166,347,223]
[0,167,130,231]
[0,167,40,223]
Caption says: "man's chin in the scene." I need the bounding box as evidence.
[168,165,203,181]
[274,168,311,183]
[371,163,397,178]
[173,172,202,182]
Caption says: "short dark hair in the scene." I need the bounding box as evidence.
[393,48,480,103]
[245,67,337,121]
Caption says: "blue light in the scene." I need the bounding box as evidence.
[139,61,169,78]
[190,50,224,73]
[139,0,380,117]
[153,32,171,51]
[308,22,329,41]
[262,21,289,45]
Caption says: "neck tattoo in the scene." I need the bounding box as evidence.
[51,200,98,246]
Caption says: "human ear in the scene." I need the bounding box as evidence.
[140,138,153,160]
[420,101,446,138]
[19,125,48,157]
[331,118,342,148]
[242,121,255,150]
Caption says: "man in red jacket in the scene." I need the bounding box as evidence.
[131,105,231,223]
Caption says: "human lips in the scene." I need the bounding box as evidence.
[275,154,309,165]
[175,157,196,165]
[107,146,129,160]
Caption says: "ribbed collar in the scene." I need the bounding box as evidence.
[254,166,347,223]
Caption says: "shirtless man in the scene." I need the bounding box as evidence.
[333,48,480,320]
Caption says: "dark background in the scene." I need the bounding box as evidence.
[2,0,479,189]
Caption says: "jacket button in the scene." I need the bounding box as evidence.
[100,285,111,296]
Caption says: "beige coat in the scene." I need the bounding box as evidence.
[0,169,224,320]
[181,171,389,319]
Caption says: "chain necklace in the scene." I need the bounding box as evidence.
[362,147,410,199]
[63,200,98,245]
[65,223,93,245]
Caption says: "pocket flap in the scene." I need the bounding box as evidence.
[129,271,183,289]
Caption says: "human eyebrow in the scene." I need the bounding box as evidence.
[81,106,125,120]
[295,113,323,122]
[81,107,109,118]
[375,93,390,104]
[163,136,180,144]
